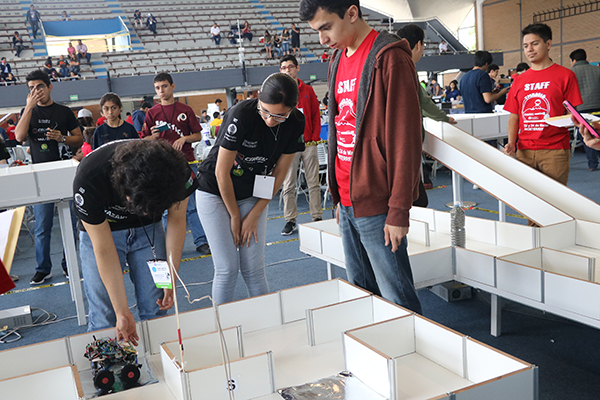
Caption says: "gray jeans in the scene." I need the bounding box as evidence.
[196,190,269,304]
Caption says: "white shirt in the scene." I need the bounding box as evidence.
[439,42,448,52]
[211,26,220,36]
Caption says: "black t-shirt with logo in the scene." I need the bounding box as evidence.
[73,141,198,231]
[92,121,139,149]
[197,99,305,200]
[27,102,80,164]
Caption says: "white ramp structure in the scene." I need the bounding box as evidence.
[300,115,600,337]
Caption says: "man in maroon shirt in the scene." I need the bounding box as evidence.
[142,72,210,254]
[279,55,323,235]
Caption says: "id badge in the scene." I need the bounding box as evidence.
[253,175,275,199]
[146,259,172,289]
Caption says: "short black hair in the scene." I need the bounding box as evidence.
[14,31,19,35]
[259,73,299,108]
[396,24,424,50]
[7,119,14,125]
[516,62,530,72]
[279,54,299,67]
[153,72,173,85]
[213,111,220,118]
[522,23,552,42]
[26,69,51,86]
[488,64,499,72]
[215,98,223,104]
[299,0,362,21]
[474,51,493,68]
[111,140,190,217]
[100,92,122,109]
[141,102,152,109]
[570,48,587,62]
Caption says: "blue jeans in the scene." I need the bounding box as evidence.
[197,191,269,304]
[282,42,289,53]
[80,222,167,332]
[34,202,77,274]
[77,52,91,63]
[338,205,422,314]
[213,34,221,45]
[162,165,207,247]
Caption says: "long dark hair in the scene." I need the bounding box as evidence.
[259,73,298,108]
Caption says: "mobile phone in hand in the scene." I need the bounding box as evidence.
[564,100,600,138]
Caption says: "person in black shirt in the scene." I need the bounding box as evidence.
[15,70,82,285]
[73,140,197,343]
[13,32,24,58]
[92,92,138,149]
[197,73,305,304]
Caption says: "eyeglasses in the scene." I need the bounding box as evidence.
[28,83,47,92]
[280,65,297,71]
[257,104,291,122]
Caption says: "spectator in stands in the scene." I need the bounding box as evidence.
[570,48,600,171]
[42,58,58,77]
[50,70,61,82]
[503,23,582,192]
[147,13,157,35]
[461,51,509,113]
[133,10,142,29]
[0,58,11,81]
[300,0,422,313]
[280,28,290,55]
[26,5,41,39]
[211,22,221,46]
[210,111,222,126]
[76,40,91,64]
[291,23,300,56]
[321,49,329,62]
[93,93,138,149]
[272,34,283,58]
[61,11,71,21]
[438,40,449,53]
[131,102,151,136]
[445,80,461,102]
[74,139,194,340]
[279,54,323,235]
[264,30,273,59]
[5,73,17,85]
[14,70,83,285]
[142,72,210,255]
[13,32,24,57]
[242,20,253,42]
[77,108,95,129]
[58,55,69,77]
[68,53,80,75]
[69,71,80,80]
[67,42,76,57]
[195,73,305,304]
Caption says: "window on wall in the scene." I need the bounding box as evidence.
[457,6,476,51]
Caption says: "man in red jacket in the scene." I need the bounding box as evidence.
[279,55,323,235]
[301,0,422,313]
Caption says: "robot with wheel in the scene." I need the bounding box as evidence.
[84,337,141,395]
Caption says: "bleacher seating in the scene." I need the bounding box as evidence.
[1,0,391,82]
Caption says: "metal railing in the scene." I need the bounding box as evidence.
[533,0,600,22]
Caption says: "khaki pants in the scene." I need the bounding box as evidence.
[516,149,570,185]
[282,145,323,222]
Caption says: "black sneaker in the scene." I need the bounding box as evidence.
[281,221,297,236]
[313,217,322,222]
[196,243,211,255]
[30,271,52,285]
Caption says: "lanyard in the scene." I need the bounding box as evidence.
[139,217,157,259]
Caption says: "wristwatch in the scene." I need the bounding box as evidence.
[61,135,66,143]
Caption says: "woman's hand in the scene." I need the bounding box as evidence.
[240,211,260,247]
[230,216,241,247]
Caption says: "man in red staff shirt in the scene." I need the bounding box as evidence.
[300,0,423,313]
[504,23,582,186]
[142,72,210,254]
[279,55,323,235]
